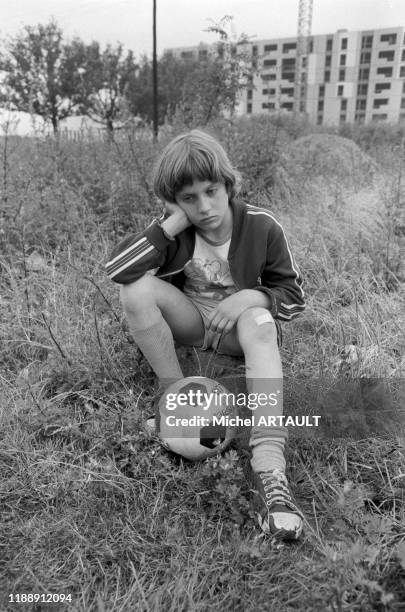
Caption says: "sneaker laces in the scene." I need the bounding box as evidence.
[258,469,303,517]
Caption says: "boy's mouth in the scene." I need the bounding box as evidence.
[199,216,216,224]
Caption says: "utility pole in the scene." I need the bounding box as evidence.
[153,0,158,141]
[294,0,313,116]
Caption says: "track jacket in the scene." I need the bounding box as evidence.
[105,199,305,322]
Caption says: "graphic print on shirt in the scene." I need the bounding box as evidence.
[183,234,236,302]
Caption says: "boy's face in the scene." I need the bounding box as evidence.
[175,180,232,236]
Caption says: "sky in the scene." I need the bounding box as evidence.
[0,0,405,58]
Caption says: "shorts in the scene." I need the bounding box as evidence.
[188,296,282,354]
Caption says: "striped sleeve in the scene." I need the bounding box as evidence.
[247,206,305,321]
[105,222,172,284]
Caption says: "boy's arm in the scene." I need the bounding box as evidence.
[105,209,189,284]
[255,221,305,321]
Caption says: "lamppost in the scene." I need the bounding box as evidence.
[153,0,158,141]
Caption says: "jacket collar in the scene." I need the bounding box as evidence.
[228,199,246,259]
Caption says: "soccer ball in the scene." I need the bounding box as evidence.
[157,376,237,461]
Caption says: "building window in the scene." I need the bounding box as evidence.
[341,99,347,111]
[319,84,325,97]
[380,33,397,44]
[377,66,393,77]
[356,99,366,110]
[198,49,208,60]
[263,59,277,67]
[378,50,395,61]
[400,66,405,77]
[318,100,324,111]
[403,81,405,93]
[181,51,193,59]
[339,69,346,81]
[372,113,388,121]
[317,113,323,125]
[247,103,252,114]
[361,35,373,48]
[375,82,391,93]
[357,83,368,95]
[325,55,332,67]
[355,112,366,124]
[282,42,296,53]
[373,98,389,108]
[340,54,346,66]
[341,38,348,50]
[264,44,277,52]
[358,68,370,80]
[281,72,295,82]
[339,113,347,123]
[402,50,405,62]
[309,39,314,53]
[262,74,276,81]
[262,88,276,95]
[326,38,333,51]
[282,58,296,68]
[360,51,371,64]
[337,85,344,96]
[281,102,294,110]
[262,102,275,109]
[400,98,405,109]
[281,87,294,96]
[324,70,330,82]
[252,46,258,56]
[247,89,253,100]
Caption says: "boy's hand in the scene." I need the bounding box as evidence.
[206,290,272,335]
[161,201,191,237]
[164,201,184,217]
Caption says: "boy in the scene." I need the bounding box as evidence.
[106,130,305,540]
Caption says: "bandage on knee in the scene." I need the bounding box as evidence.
[254,312,273,326]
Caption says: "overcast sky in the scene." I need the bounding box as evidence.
[0,0,404,57]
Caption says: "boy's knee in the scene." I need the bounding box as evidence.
[120,275,157,313]
[237,307,278,347]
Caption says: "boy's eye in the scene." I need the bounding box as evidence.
[207,188,217,195]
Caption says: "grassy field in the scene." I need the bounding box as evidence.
[1,117,404,611]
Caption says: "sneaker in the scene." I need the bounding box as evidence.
[143,385,166,434]
[145,417,156,434]
[250,469,304,540]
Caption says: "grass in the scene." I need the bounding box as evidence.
[1,117,404,611]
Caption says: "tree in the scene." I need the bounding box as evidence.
[127,16,254,127]
[126,52,200,125]
[0,20,88,134]
[181,16,253,125]
[79,42,139,134]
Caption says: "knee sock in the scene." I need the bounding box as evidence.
[246,373,287,474]
[250,435,286,473]
[129,312,183,387]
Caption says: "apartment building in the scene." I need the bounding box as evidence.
[166,26,405,125]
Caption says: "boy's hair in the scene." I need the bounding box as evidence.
[153,129,242,203]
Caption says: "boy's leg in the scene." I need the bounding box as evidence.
[120,275,205,387]
[219,308,286,473]
[217,308,303,539]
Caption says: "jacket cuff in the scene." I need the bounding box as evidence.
[253,286,278,318]
[144,221,175,251]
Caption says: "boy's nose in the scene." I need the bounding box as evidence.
[197,195,211,214]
